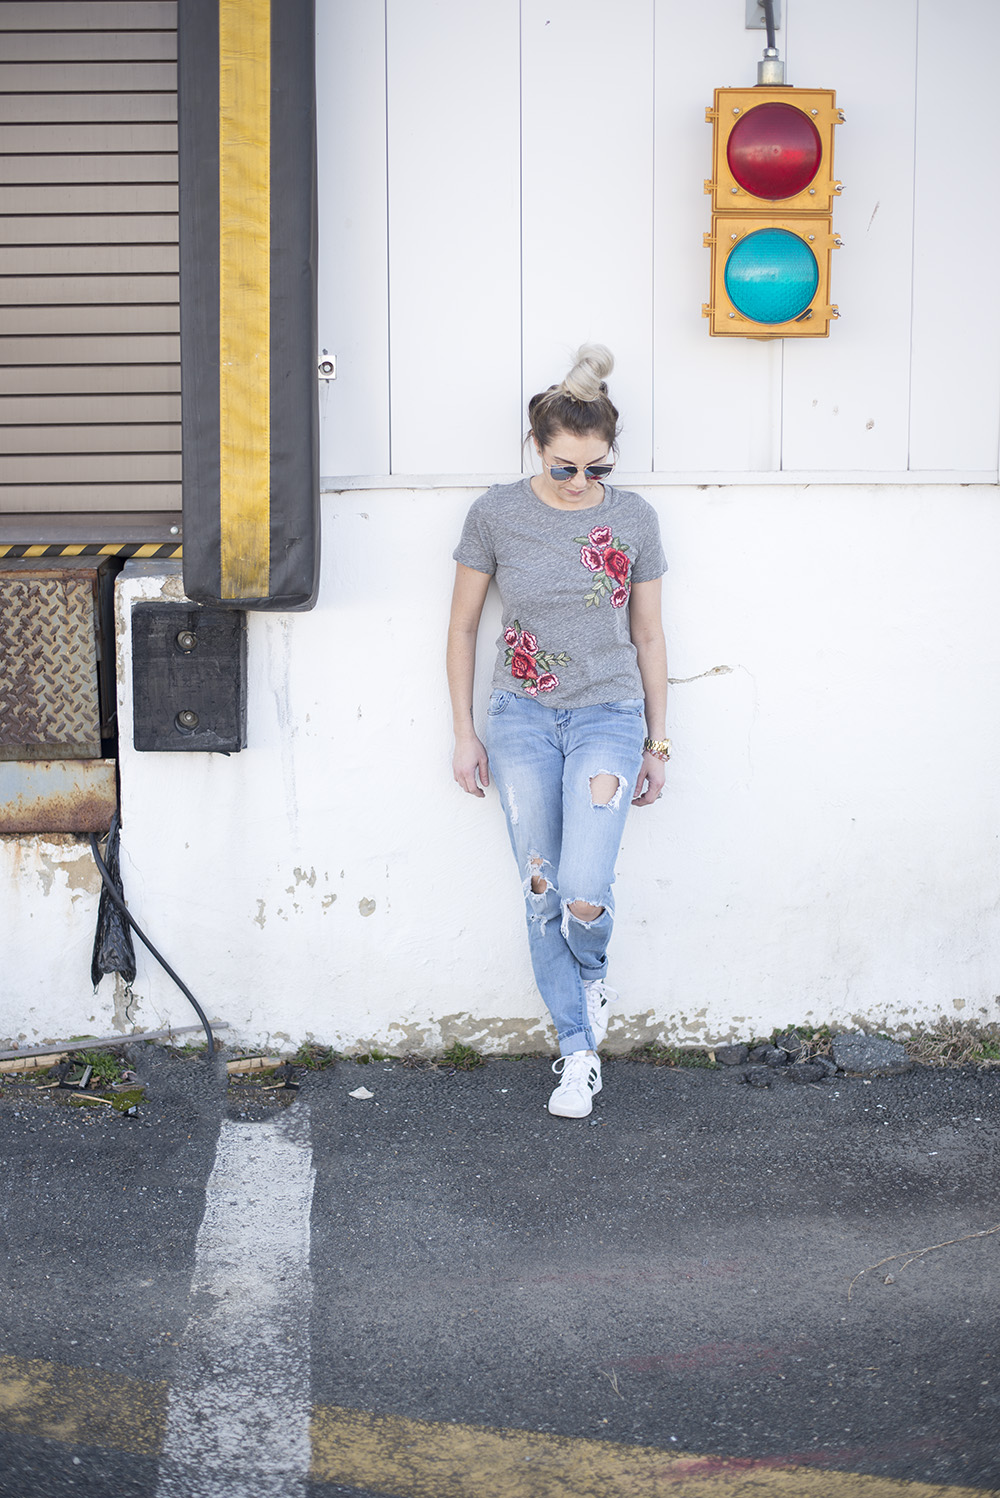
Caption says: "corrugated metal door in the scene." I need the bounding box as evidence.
[0,0,180,519]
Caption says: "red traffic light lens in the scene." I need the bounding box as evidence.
[727,102,822,200]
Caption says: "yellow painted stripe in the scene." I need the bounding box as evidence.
[59,544,87,556]
[0,1354,987,1497]
[22,543,49,556]
[133,542,164,558]
[218,0,271,600]
[309,1406,988,1497]
[0,1354,167,1458]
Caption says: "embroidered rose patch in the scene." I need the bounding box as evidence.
[503,622,568,696]
[575,524,632,607]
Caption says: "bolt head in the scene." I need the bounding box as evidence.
[176,709,200,730]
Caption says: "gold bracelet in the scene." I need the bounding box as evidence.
[643,737,671,761]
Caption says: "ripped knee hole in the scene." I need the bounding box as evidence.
[568,898,605,921]
[589,773,621,808]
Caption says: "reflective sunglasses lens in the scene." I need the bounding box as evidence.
[585,465,614,479]
[548,466,576,480]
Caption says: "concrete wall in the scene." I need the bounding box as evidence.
[5,481,998,1052]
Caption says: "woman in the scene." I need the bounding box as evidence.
[447,346,669,1118]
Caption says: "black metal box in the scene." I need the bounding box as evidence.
[132,603,247,753]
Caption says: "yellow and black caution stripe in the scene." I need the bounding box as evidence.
[178,0,318,611]
[0,543,183,561]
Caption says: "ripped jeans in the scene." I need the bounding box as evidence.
[484,690,645,1055]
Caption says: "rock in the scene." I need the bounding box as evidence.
[763,1046,788,1068]
[788,1062,826,1083]
[831,1032,912,1077]
[810,1055,838,1077]
[715,1044,749,1066]
[743,1065,774,1087]
[747,1044,770,1063]
[775,1030,805,1061]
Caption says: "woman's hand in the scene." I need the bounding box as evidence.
[632,750,666,807]
[454,734,490,798]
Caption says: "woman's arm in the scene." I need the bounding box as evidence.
[628,576,668,807]
[446,562,493,797]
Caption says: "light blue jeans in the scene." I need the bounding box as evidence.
[484,691,646,1055]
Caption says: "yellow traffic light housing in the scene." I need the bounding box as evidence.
[703,86,844,339]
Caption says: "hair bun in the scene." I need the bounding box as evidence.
[561,344,615,403]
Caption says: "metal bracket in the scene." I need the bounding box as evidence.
[746,0,781,28]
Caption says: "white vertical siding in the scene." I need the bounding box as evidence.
[908,0,1000,472]
[652,0,783,473]
[316,0,390,477]
[780,1,918,472]
[316,0,1000,483]
[520,0,655,473]
[385,0,521,475]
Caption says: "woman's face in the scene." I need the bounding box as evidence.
[533,428,614,510]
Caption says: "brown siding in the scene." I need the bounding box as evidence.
[0,0,180,521]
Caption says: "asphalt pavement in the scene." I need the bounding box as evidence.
[1,1045,998,1496]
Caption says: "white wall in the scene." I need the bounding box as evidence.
[4,0,1000,1053]
[318,0,1000,483]
[5,483,998,1052]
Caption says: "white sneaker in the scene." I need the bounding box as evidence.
[548,1051,602,1118]
[584,979,616,1047]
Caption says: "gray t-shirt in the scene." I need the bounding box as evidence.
[454,477,666,709]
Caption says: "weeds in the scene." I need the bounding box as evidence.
[72,1049,124,1086]
[293,1044,341,1069]
[440,1042,485,1070]
[902,1020,1000,1069]
[625,1043,716,1068]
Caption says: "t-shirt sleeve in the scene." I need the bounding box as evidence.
[452,497,497,575]
[630,501,667,584]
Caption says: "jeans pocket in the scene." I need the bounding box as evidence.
[600,698,645,716]
[487,690,516,716]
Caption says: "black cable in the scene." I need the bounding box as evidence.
[89,833,216,1055]
[762,0,777,52]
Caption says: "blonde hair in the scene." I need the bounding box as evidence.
[527,343,620,451]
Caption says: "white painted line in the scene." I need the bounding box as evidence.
[155,1106,315,1498]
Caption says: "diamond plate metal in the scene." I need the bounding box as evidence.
[0,570,101,760]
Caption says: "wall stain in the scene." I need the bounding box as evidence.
[253,900,266,929]
[358,898,376,917]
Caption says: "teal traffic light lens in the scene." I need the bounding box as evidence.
[724,228,818,324]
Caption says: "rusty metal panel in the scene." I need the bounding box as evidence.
[0,562,102,760]
[0,758,116,833]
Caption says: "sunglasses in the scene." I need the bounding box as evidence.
[548,462,615,482]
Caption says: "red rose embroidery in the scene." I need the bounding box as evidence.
[504,619,569,690]
[580,546,603,572]
[610,586,629,609]
[604,548,631,586]
[510,646,538,680]
[589,525,613,548]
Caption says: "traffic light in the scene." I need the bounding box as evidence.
[703,87,844,338]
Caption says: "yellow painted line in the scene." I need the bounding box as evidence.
[309,1406,988,1497]
[59,544,87,556]
[218,0,271,601]
[0,1354,987,1497]
[0,1354,166,1457]
[22,543,49,556]
[133,542,165,558]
